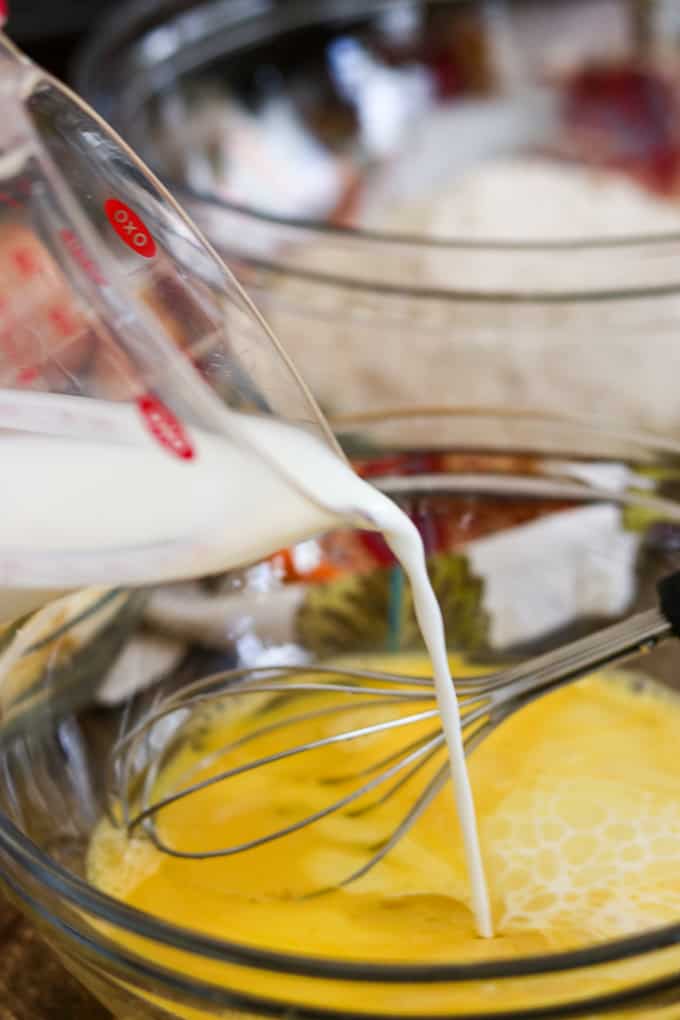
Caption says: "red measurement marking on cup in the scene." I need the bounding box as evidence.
[17,365,39,384]
[0,297,21,370]
[137,394,195,461]
[59,229,106,284]
[48,304,76,337]
[0,227,89,387]
[104,198,156,258]
[12,246,40,279]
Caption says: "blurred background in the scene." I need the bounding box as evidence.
[5,1,116,77]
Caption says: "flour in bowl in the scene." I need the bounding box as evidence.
[265,157,680,436]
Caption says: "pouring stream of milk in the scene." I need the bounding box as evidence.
[0,392,492,937]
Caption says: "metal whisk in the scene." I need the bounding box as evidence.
[110,572,680,892]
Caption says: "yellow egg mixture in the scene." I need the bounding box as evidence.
[88,655,680,1017]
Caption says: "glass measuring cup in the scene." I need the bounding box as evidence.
[0,30,350,622]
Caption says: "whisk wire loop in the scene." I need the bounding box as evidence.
[112,596,676,894]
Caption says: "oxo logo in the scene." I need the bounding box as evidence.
[104,198,156,258]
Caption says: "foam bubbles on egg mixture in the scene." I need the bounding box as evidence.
[487,780,680,938]
[476,673,680,943]
[87,824,161,902]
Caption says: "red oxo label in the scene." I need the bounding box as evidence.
[137,394,195,460]
[104,198,156,258]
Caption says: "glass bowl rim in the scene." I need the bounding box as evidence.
[73,0,680,303]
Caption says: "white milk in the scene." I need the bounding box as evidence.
[0,395,492,937]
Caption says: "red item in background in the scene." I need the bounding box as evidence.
[566,66,674,148]
[428,49,462,99]
[357,499,448,566]
[357,530,397,567]
[268,545,341,583]
[354,451,443,480]
[563,64,680,196]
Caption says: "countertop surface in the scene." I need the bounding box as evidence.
[0,893,109,1019]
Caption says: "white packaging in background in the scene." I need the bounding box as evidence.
[467,504,640,650]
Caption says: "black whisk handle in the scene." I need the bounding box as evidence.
[657,571,680,637]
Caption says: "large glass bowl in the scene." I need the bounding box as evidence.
[9,2,680,1014]
[74,0,680,428]
[3,412,680,1018]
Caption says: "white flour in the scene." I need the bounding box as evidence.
[267,157,680,435]
[371,157,680,242]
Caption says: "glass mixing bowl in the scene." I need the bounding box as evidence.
[9,2,680,1014]
[74,0,680,428]
[3,412,680,1018]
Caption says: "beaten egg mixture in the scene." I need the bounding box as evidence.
[88,655,680,1016]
